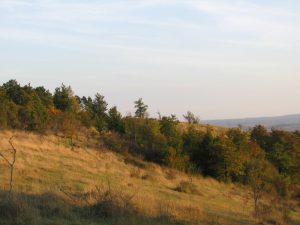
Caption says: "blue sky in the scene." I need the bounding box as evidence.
[1,0,300,119]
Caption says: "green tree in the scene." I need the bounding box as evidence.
[267,130,300,180]
[124,117,167,163]
[79,96,94,128]
[53,84,74,112]
[107,106,124,133]
[250,125,270,150]
[92,93,108,132]
[159,115,178,137]
[18,93,48,131]
[134,98,148,118]
[3,79,29,105]
[269,143,293,175]
[80,96,93,114]
[227,128,248,150]
[183,111,200,124]
[34,86,53,108]
[203,137,244,181]
[164,147,190,171]
[159,115,182,149]
[183,127,204,152]
[245,158,276,218]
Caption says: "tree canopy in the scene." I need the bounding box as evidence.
[0,79,299,201]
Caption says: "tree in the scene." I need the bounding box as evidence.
[183,111,200,124]
[227,128,248,150]
[159,115,178,137]
[269,143,293,175]
[124,117,168,163]
[0,86,9,128]
[183,127,207,168]
[164,147,190,171]
[202,136,244,182]
[92,93,108,132]
[80,96,93,113]
[245,158,276,218]
[267,130,300,179]
[61,112,81,148]
[134,98,148,118]
[0,137,17,196]
[34,86,53,108]
[18,93,48,131]
[250,125,270,150]
[92,93,107,116]
[159,115,182,150]
[79,96,94,127]
[3,79,28,105]
[53,84,74,112]
[107,106,124,133]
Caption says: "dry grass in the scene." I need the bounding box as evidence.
[177,122,227,136]
[0,130,298,225]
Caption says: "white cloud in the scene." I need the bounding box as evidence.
[0,0,207,36]
[1,1,300,51]
[1,1,300,119]
[189,0,300,48]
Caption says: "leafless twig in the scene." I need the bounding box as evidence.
[0,136,17,196]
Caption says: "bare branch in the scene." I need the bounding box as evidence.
[0,136,17,196]
[58,186,79,204]
[0,151,11,166]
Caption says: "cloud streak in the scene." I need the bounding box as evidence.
[2,0,300,49]
[190,0,300,47]
[1,0,300,119]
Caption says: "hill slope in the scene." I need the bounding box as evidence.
[0,131,299,225]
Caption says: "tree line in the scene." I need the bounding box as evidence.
[0,79,299,212]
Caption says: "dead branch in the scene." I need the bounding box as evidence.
[58,185,79,204]
[0,136,17,196]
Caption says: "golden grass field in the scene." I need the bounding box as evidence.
[0,130,299,225]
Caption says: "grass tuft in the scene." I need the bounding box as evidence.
[174,181,199,195]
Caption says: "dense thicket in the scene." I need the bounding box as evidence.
[0,79,299,200]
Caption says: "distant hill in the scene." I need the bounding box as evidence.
[204,114,300,131]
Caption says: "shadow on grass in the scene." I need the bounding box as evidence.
[0,190,185,225]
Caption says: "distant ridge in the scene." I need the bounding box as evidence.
[204,114,300,131]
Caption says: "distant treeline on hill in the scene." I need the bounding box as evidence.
[0,79,299,200]
[205,114,300,131]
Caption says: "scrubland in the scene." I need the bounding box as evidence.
[0,130,299,225]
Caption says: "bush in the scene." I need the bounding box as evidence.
[87,185,137,219]
[100,132,129,153]
[0,195,40,225]
[124,154,146,169]
[35,193,72,219]
[165,170,177,180]
[130,167,141,178]
[174,181,198,195]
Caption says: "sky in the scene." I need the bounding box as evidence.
[1,0,300,120]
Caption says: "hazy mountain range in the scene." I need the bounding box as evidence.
[205,114,300,131]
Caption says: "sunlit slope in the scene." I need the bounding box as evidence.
[178,122,227,135]
[0,130,269,224]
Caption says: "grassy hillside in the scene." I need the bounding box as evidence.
[0,130,299,225]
